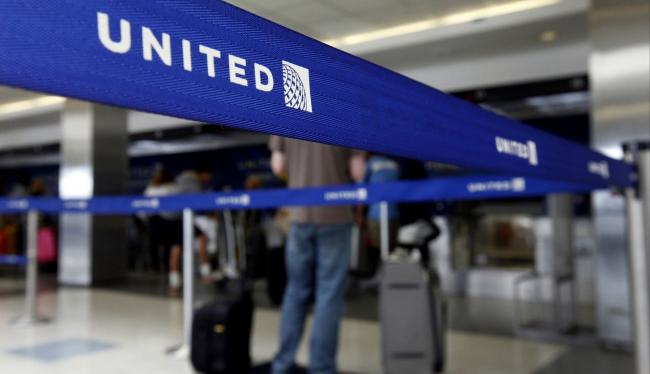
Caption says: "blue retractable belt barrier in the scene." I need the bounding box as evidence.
[0,175,595,215]
[0,1,633,187]
[0,255,28,267]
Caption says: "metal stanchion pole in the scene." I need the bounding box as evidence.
[237,221,247,274]
[380,201,390,262]
[182,208,194,349]
[25,210,38,321]
[625,143,650,374]
[640,147,650,309]
[11,209,49,325]
[223,209,238,278]
[166,208,194,358]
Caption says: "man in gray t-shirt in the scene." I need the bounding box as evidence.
[269,136,364,374]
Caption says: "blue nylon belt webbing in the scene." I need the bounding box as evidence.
[0,175,596,215]
[0,1,633,187]
[0,255,28,266]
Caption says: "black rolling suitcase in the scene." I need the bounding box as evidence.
[191,210,255,374]
[266,245,287,306]
[191,283,254,374]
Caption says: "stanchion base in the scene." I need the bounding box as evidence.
[165,343,189,359]
[9,315,51,326]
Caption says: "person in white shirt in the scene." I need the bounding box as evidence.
[166,165,216,296]
[143,168,182,295]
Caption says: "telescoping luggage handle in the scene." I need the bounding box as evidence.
[222,209,242,278]
[379,202,390,262]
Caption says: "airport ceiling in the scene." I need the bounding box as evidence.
[0,88,43,104]
[227,0,524,40]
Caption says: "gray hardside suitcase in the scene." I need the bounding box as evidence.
[380,256,446,374]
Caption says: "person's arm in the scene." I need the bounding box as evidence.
[349,153,366,183]
[269,136,287,178]
[271,150,287,177]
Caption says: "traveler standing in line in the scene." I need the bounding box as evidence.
[143,168,180,293]
[269,136,365,374]
[8,174,29,198]
[7,174,30,253]
[167,164,216,295]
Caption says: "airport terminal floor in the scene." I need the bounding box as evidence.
[0,276,634,374]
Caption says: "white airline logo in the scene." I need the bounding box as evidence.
[216,194,251,207]
[495,137,538,166]
[588,161,610,179]
[97,12,312,113]
[324,188,368,202]
[64,200,88,210]
[6,199,29,210]
[132,198,160,209]
[467,178,527,193]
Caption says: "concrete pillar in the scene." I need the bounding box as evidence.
[534,194,575,330]
[536,195,574,277]
[58,100,128,286]
[550,194,575,331]
[549,194,574,278]
[590,0,650,348]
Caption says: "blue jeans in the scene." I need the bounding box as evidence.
[272,223,352,374]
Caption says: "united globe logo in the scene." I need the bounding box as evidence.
[282,61,313,113]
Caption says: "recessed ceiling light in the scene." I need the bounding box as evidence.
[0,96,65,116]
[323,0,561,48]
[539,30,558,43]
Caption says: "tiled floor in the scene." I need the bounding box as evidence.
[0,277,634,374]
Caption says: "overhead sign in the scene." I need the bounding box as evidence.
[0,1,633,186]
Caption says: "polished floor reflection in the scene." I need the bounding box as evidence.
[0,277,634,374]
